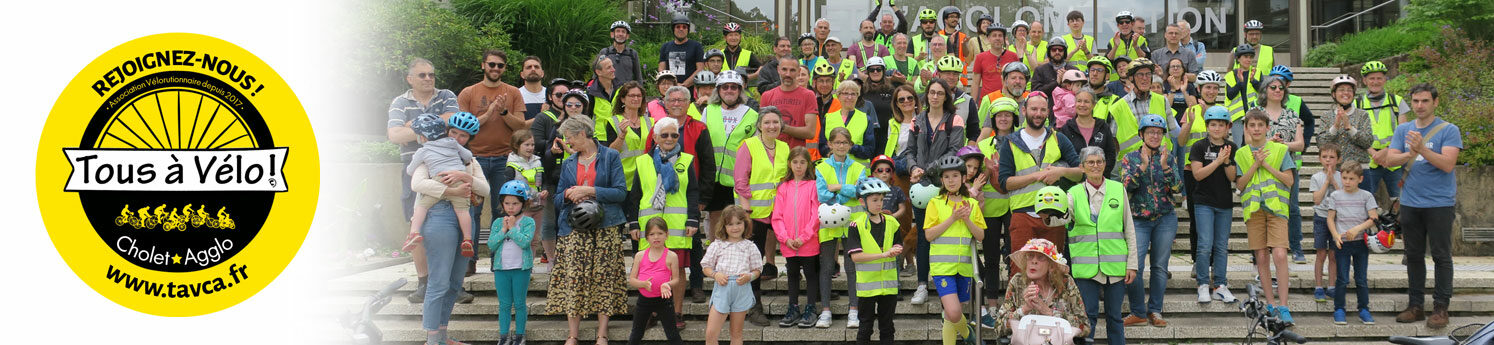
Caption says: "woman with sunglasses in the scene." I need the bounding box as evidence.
[528,79,578,266]
[859,56,903,155]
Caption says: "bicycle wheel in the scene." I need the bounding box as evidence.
[96,87,257,150]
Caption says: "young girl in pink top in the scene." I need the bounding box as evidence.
[1051,70,1086,128]
[627,218,683,345]
[770,146,822,328]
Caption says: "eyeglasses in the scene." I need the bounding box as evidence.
[552,92,567,98]
[487,62,507,69]
[897,96,916,103]
[1088,67,1107,74]
[1083,160,1106,166]
[929,90,946,96]
[657,132,680,139]
[413,72,435,79]
[719,84,742,91]
[565,102,584,108]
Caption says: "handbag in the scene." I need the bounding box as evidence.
[1011,314,1077,345]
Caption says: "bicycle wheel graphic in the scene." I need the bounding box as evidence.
[76,70,275,273]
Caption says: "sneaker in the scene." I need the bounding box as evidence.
[815,310,833,328]
[407,281,426,303]
[512,334,526,345]
[911,284,929,304]
[1277,306,1295,326]
[1314,287,1327,302]
[497,334,510,345]
[1396,305,1426,323]
[1213,285,1239,303]
[1427,304,1450,329]
[1293,252,1307,264]
[797,305,816,328]
[1197,285,1212,303]
[1272,277,1278,289]
[846,309,860,328]
[1360,309,1376,325]
[978,309,997,330]
[1333,309,1347,325]
[779,304,801,328]
[457,290,475,304]
[1148,313,1168,327]
[1121,315,1149,327]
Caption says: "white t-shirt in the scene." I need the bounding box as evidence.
[519,86,547,105]
[721,105,750,136]
[1019,128,1048,151]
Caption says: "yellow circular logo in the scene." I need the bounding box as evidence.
[36,33,319,316]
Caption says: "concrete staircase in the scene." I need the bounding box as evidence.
[324,67,1494,344]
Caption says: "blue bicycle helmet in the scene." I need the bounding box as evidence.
[447,111,480,136]
[411,113,448,141]
[1204,105,1231,123]
[1269,65,1294,82]
[499,180,530,201]
[1138,114,1167,133]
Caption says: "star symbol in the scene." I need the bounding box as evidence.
[172,254,182,264]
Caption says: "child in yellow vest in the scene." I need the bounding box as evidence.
[1234,109,1298,325]
[925,155,987,345]
[847,177,903,345]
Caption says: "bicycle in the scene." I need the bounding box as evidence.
[115,205,132,227]
[341,278,406,345]
[1241,284,1307,345]
[1390,321,1494,345]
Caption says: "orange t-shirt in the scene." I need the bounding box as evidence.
[457,81,527,156]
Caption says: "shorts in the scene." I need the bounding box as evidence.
[1245,210,1289,250]
[932,275,972,302]
[1312,216,1334,250]
[705,184,734,212]
[709,276,757,313]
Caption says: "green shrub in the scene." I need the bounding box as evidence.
[344,140,402,164]
[1408,0,1494,41]
[1303,42,1338,67]
[1398,28,1494,167]
[455,0,625,83]
[1303,20,1442,67]
[357,0,515,90]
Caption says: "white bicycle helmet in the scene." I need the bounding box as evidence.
[1195,70,1225,87]
[694,70,717,86]
[818,203,853,229]
[1115,11,1134,22]
[857,177,892,197]
[610,20,632,33]
[1243,20,1264,31]
[716,70,744,86]
[909,182,940,209]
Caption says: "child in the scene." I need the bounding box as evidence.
[771,147,822,328]
[1188,105,1239,304]
[867,155,909,276]
[403,112,481,257]
[1325,162,1378,325]
[702,205,764,345]
[847,177,904,345]
[627,218,684,345]
[1309,144,1343,303]
[489,180,536,345]
[926,155,987,345]
[958,144,1001,329]
[816,127,869,328]
[1234,109,1297,325]
[505,130,547,251]
[1051,70,1085,127]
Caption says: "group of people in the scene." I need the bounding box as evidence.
[384,4,1465,345]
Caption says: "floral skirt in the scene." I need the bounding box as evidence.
[546,225,629,317]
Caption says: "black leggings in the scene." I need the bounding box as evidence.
[855,294,898,345]
[784,256,820,307]
[981,214,1011,298]
[628,296,682,345]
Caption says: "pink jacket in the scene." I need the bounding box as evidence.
[770,180,821,258]
[1052,86,1077,128]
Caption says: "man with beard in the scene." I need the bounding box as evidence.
[761,56,820,153]
[660,12,705,87]
[850,20,890,70]
[755,36,794,93]
[937,6,968,64]
[978,62,1031,139]
[1104,58,1179,161]
[600,20,644,86]
[972,23,1019,101]
[457,48,529,280]
[517,56,548,121]
[997,92,1083,258]
[911,9,941,62]
[866,1,907,53]
[859,56,902,152]
[1030,37,1078,98]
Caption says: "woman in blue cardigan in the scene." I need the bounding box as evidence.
[547,115,631,345]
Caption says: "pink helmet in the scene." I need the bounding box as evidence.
[956,144,984,160]
[1062,69,1086,83]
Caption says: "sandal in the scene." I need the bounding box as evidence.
[402,232,423,252]
[595,336,609,345]
[563,337,578,345]
[460,240,475,258]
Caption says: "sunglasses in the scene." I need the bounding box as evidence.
[1268,85,1285,90]
[897,96,916,103]
[565,102,584,107]
[413,72,435,79]
[487,62,507,69]
[874,168,894,173]
[552,92,567,98]
[719,84,742,91]
[657,132,680,139]
[1118,20,1133,24]
[868,67,885,73]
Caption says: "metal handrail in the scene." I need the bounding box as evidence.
[1309,0,1400,44]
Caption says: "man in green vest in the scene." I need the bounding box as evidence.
[1066,146,1137,345]
[1232,20,1273,73]
[1106,11,1149,62]
[912,8,942,62]
[702,69,759,262]
[1356,60,1409,199]
[721,23,761,82]
[1104,58,1178,163]
[847,177,902,342]
[867,1,908,54]
[628,116,700,319]
[1234,109,1299,326]
[997,93,1083,261]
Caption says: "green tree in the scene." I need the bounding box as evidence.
[455,0,625,82]
[357,0,515,90]
[1408,0,1494,41]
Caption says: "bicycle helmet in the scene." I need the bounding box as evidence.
[1233,44,1256,58]
[824,36,843,45]
[990,97,1019,117]
[1331,75,1357,90]
[909,182,940,208]
[671,12,690,26]
[1127,57,1155,76]
[549,78,571,88]
[1369,208,1400,254]
[1086,56,1114,73]
[1034,186,1071,227]
[694,70,718,86]
[654,70,677,82]
[1243,19,1264,31]
[1002,61,1030,77]
[986,22,1007,35]
[857,177,893,197]
[569,199,605,231]
[813,63,837,77]
[1062,70,1086,83]
[936,54,964,73]
[1047,37,1068,50]
[1012,20,1030,32]
[918,8,938,22]
[1138,114,1167,133]
[499,180,530,201]
[560,89,590,107]
[818,203,853,228]
[1361,60,1389,76]
[1195,70,1225,87]
[1269,65,1294,82]
[940,6,961,20]
[1204,105,1231,123]
[1115,11,1134,22]
[610,20,632,33]
[976,14,994,27]
[447,111,480,136]
[870,155,896,170]
[957,144,983,160]
[865,56,886,69]
[935,155,965,175]
[723,22,742,34]
[411,113,448,141]
[716,70,744,86]
[705,49,725,62]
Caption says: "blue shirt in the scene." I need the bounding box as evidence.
[1390,118,1462,208]
[816,155,865,205]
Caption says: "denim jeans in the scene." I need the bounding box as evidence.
[1288,175,1303,256]
[1128,212,1177,316]
[1334,240,1370,310]
[421,201,473,331]
[1402,206,1455,307]
[1077,279,1127,345]
[1360,166,1403,198]
[1193,204,1233,287]
[474,155,510,228]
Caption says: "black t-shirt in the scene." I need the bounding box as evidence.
[660,40,705,81]
[1189,139,1238,208]
[845,216,888,254]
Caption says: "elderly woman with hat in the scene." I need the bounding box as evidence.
[994,237,1091,340]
